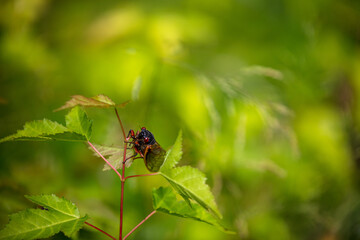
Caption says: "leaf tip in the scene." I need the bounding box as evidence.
[116,100,131,108]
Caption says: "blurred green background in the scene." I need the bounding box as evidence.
[1,0,360,239]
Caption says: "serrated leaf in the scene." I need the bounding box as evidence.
[91,94,116,105]
[0,194,87,240]
[153,187,234,234]
[160,131,222,219]
[65,106,92,141]
[160,130,182,171]
[88,144,134,170]
[25,194,81,218]
[0,119,87,143]
[161,166,222,218]
[55,94,129,111]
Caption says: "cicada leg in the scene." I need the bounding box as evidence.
[123,153,138,164]
[125,129,135,141]
[131,157,144,161]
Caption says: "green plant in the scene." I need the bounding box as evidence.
[0,95,233,240]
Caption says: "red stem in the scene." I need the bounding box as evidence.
[123,210,157,240]
[125,172,160,181]
[114,108,158,239]
[85,221,117,240]
[115,108,126,140]
[119,145,127,240]
[120,160,125,240]
[115,107,127,240]
[87,141,123,181]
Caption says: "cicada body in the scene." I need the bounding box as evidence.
[143,142,166,172]
[127,127,166,172]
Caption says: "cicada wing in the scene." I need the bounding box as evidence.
[144,143,166,172]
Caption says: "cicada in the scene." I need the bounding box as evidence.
[126,127,166,172]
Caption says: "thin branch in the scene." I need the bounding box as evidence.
[115,108,126,140]
[120,143,127,240]
[114,107,128,240]
[120,171,125,239]
[123,210,157,240]
[125,172,160,181]
[87,141,123,181]
[85,221,117,240]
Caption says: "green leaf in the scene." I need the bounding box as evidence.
[0,106,93,143]
[0,194,87,240]
[160,130,183,171]
[153,187,234,234]
[54,94,129,111]
[88,144,134,170]
[25,195,81,218]
[160,131,222,219]
[0,119,86,143]
[65,106,92,141]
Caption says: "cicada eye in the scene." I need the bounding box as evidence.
[144,137,149,143]
[141,127,146,130]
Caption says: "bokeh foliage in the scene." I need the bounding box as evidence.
[1,0,360,239]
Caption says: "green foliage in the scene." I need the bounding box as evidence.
[2,0,358,237]
[65,106,92,141]
[152,187,234,234]
[0,194,87,240]
[0,106,92,143]
[89,144,133,170]
[0,96,229,238]
[160,130,183,171]
[160,131,222,218]
[55,94,128,111]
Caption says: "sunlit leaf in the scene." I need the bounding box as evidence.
[160,131,222,218]
[54,94,129,111]
[160,130,183,171]
[0,107,92,143]
[65,106,92,141]
[88,144,134,170]
[91,94,116,105]
[0,119,86,143]
[0,194,87,240]
[153,187,234,234]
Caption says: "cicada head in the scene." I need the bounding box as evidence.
[137,128,156,145]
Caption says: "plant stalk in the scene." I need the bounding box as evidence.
[115,108,126,140]
[114,107,158,240]
[123,210,157,240]
[120,160,125,240]
[85,221,117,240]
[116,107,127,240]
